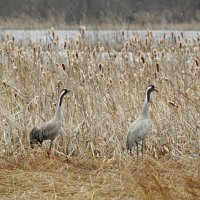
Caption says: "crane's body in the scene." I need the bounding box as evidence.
[126,85,157,158]
[127,117,150,149]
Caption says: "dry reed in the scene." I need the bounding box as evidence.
[0,28,200,199]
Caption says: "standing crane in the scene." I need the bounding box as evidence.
[29,88,70,155]
[126,85,157,159]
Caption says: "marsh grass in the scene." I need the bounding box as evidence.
[0,28,200,199]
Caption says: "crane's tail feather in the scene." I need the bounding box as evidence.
[29,127,44,148]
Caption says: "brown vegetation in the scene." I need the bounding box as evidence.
[0,28,200,199]
[0,154,200,199]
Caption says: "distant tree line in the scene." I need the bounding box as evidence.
[0,0,200,25]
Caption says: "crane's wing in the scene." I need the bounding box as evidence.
[39,119,62,140]
[127,118,150,143]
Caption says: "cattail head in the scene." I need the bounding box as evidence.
[156,62,160,72]
[194,58,199,66]
[2,80,7,87]
[152,49,157,58]
[92,48,96,57]
[48,44,52,51]
[163,32,166,40]
[108,78,112,86]
[62,63,66,70]
[6,33,10,41]
[14,92,18,98]
[51,27,55,39]
[169,101,178,108]
[89,72,93,79]
[173,36,177,44]
[75,51,79,59]
[124,42,128,51]
[64,40,67,49]
[140,52,145,64]
[57,80,63,89]
[181,32,184,38]
[55,35,59,42]
[42,71,46,79]
[179,42,182,49]
[98,63,103,71]
[145,37,148,46]
[53,40,58,47]
[161,51,165,58]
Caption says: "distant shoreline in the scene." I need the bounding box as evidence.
[0,19,200,30]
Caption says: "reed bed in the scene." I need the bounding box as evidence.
[0,28,200,199]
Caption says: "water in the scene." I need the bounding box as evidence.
[0,29,199,43]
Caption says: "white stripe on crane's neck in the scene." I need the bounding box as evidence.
[55,90,66,120]
[146,86,153,102]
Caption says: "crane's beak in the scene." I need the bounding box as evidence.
[154,88,158,93]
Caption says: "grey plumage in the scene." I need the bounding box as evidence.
[29,88,70,153]
[126,85,157,158]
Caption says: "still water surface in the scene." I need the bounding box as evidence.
[0,29,199,43]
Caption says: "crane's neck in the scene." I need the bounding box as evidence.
[55,106,62,121]
[140,90,151,118]
[58,91,66,107]
[55,92,66,120]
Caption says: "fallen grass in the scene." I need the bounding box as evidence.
[0,154,200,200]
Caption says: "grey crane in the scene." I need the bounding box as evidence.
[29,88,70,154]
[126,85,157,159]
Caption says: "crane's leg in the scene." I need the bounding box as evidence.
[135,141,139,158]
[142,139,144,160]
[130,149,133,156]
[47,140,53,157]
[127,148,132,155]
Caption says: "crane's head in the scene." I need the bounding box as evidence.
[58,88,71,107]
[61,88,70,96]
[146,85,158,102]
[147,85,158,93]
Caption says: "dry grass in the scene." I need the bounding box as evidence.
[0,28,200,199]
[0,155,200,200]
